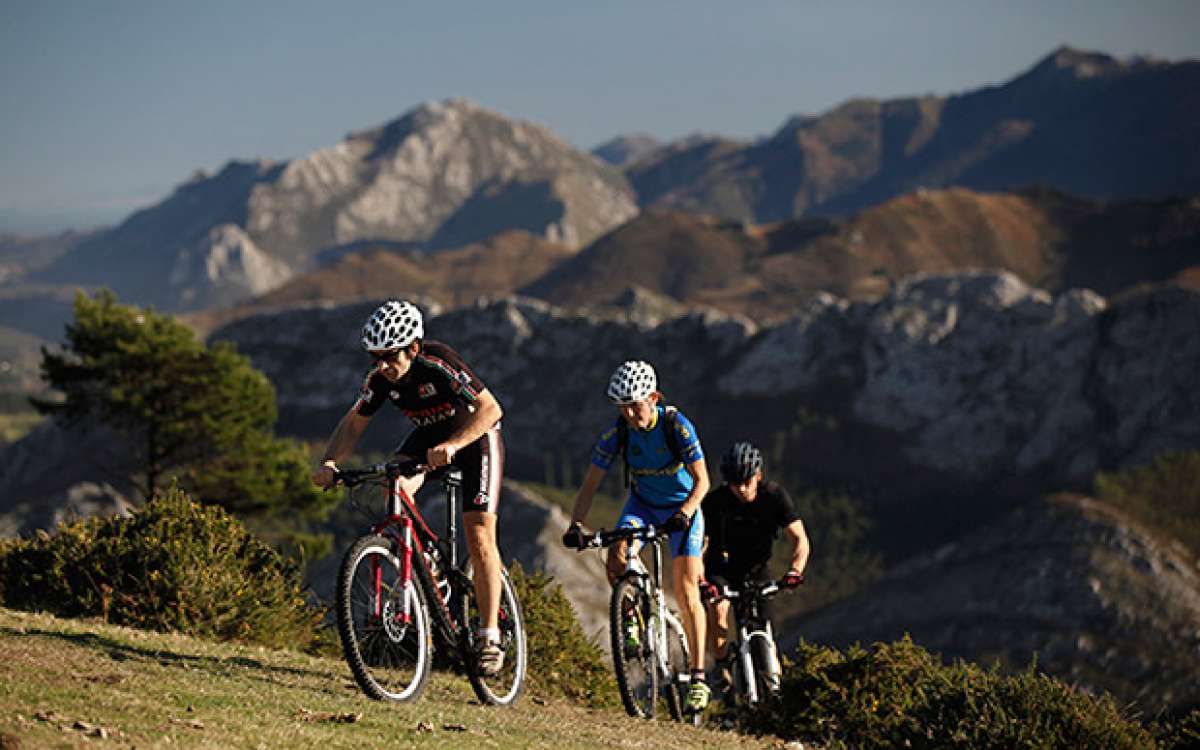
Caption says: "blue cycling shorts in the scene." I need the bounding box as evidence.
[617,494,705,559]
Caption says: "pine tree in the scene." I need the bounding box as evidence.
[35,290,331,522]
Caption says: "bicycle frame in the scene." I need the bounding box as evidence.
[718,581,783,705]
[624,535,687,687]
[356,464,465,642]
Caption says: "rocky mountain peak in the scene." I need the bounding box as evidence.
[591,133,662,167]
[35,99,638,313]
[1011,46,1145,89]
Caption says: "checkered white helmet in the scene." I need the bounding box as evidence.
[607,360,657,404]
[361,300,424,352]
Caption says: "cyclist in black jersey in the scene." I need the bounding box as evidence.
[312,300,508,676]
[701,441,809,687]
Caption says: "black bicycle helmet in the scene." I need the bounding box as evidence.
[720,441,763,483]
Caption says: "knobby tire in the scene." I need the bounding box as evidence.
[456,561,528,706]
[610,576,657,719]
[664,617,702,724]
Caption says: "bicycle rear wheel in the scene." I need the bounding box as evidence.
[611,576,658,719]
[336,535,433,702]
[456,562,528,706]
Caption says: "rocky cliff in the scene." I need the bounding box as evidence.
[786,493,1200,713]
[208,272,1200,499]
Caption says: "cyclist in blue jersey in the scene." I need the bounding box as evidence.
[563,360,713,712]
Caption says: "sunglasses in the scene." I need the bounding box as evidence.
[369,349,404,364]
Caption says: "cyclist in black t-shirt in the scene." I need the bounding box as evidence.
[311,300,508,676]
[701,441,810,682]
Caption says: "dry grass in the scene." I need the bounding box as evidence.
[0,607,777,749]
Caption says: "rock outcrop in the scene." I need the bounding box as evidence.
[208,271,1199,496]
[11,271,1195,526]
[0,420,137,537]
[786,493,1200,712]
[168,224,294,309]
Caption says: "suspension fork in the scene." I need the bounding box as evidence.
[737,623,760,704]
[397,516,416,623]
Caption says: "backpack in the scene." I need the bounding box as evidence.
[615,405,685,488]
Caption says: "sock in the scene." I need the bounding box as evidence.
[479,627,501,644]
[690,669,706,683]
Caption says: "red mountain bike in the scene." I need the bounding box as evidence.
[332,459,527,705]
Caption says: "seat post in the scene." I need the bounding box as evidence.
[444,468,462,568]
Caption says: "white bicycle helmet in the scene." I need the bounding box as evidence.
[361,300,424,352]
[606,360,657,404]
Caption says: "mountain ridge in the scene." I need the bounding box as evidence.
[627,47,1200,222]
[33,99,638,312]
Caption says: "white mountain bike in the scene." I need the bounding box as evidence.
[576,525,701,724]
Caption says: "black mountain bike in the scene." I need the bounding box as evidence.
[575,526,699,724]
[333,459,527,706]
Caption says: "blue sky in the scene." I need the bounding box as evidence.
[1,0,1197,234]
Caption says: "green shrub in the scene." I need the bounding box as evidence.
[1096,450,1200,559]
[1,487,322,650]
[736,637,1154,749]
[0,537,12,603]
[509,563,618,708]
[1154,707,1200,750]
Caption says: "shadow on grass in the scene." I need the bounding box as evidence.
[0,624,352,696]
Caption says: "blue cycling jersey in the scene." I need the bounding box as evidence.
[591,405,704,508]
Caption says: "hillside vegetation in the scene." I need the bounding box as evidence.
[3,487,1196,748]
[1096,450,1200,560]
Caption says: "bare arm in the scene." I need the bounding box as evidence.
[783,519,811,575]
[569,464,607,527]
[679,458,710,519]
[428,388,504,467]
[312,409,371,487]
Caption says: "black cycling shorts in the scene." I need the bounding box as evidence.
[397,426,504,514]
[706,562,773,621]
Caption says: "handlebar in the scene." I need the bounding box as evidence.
[571,525,668,550]
[332,459,431,488]
[703,578,800,604]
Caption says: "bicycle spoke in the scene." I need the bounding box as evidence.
[336,536,432,702]
[458,564,527,706]
[611,577,657,719]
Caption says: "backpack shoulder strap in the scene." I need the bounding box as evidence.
[662,405,683,464]
[616,416,630,488]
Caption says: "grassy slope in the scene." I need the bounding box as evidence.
[0,608,772,750]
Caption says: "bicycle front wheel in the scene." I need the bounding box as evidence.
[336,535,433,702]
[750,633,782,703]
[611,576,658,719]
[456,562,528,706]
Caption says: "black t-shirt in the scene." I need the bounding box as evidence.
[352,340,489,447]
[702,480,799,575]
